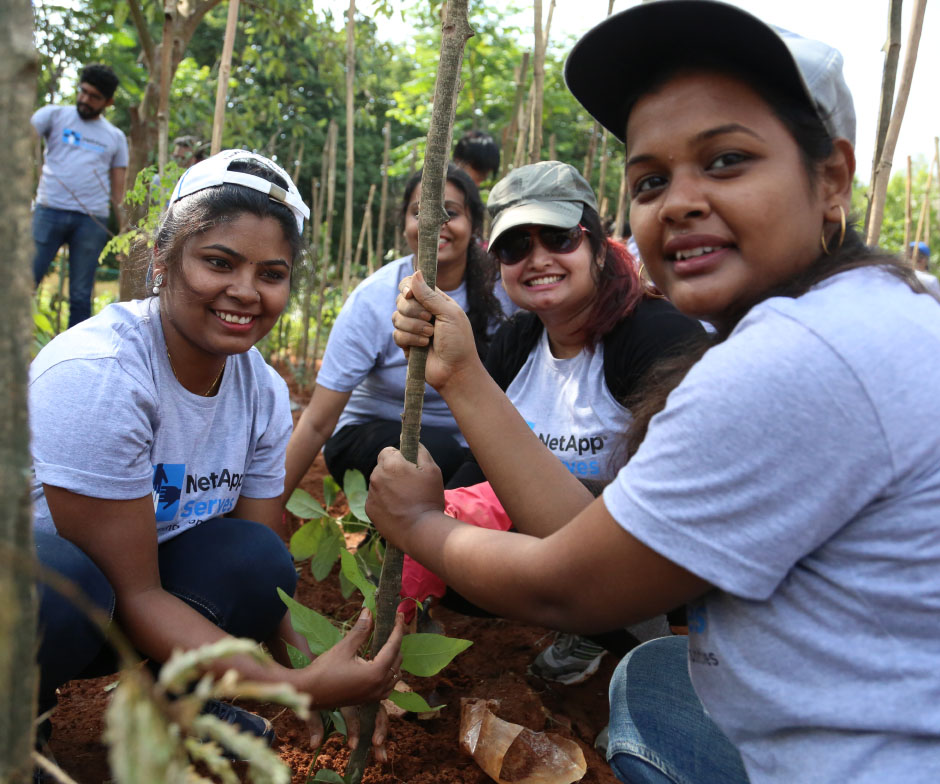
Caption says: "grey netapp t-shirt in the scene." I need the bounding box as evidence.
[604,268,940,783]
[32,105,129,217]
[30,297,291,544]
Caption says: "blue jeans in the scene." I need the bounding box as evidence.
[607,636,750,784]
[35,518,297,712]
[32,204,110,327]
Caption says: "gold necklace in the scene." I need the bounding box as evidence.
[166,347,226,396]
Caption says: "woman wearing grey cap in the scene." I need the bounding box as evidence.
[368,2,940,783]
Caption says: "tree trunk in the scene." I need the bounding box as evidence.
[156,1,176,176]
[914,155,935,249]
[299,175,322,380]
[867,0,928,247]
[865,0,903,234]
[905,155,913,257]
[210,0,240,156]
[312,120,339,375]
[614,164,629,240]
[582,122,598,182]
[547,132,556,162]
[353,182,376,272]
[341,0,356,301]
[344,1,473,780]
[375,121,391,267]
[527,0,554,164]
[0,1,39,780]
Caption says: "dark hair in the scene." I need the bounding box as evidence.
[147,157,304,293]
[80,64,119,99]
[400,163,504,358]
[453,131,500,178]
[578,205,648,346]
[623,65,930,460]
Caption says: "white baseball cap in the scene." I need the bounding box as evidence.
[169,149,310,234]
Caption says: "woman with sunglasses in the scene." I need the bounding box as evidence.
[31,150,403,759]
[282,164,511,501]
[368,2,940,782]
[399,161,702,681]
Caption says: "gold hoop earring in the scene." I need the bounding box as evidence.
[820,205,847,256]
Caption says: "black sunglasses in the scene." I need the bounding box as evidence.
[491,224,589,265]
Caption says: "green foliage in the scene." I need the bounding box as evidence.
[400,634,473,677]
[386,689,441,714]
[877,157,939,261]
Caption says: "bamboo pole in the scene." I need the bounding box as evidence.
[341,0,356,301]
[867,0,929,247]
[156,0,176,176]
[500,51,530,179]
[375,121,391,267]
[905,155,913,257]
[865,0,903,234]
[210,0,240,155]
[353,182,376,272]
[312,120,338,375]
[345,1,473,779]
[914,155,936,249]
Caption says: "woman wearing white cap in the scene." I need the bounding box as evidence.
[367,2,940,782]
[32,150,403,756]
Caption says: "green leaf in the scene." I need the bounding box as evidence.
[323,475,340,509]
[387,690,443,714]
[289,519,324,561]
[329,709,347,738]
[278,588,342,655]
[285,642,311,669]
[342,470,370,523]
[337,568,356,600]
[312,771,345,783]
[287,488,329,520]
[339,550,376,613]
[310,519,344,582]
[357,534,384,579]
[400,634,473,677]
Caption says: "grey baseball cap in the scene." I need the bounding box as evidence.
[488,161,598,247]
[564,0,855,147]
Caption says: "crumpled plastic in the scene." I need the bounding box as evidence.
[459,698,587,784]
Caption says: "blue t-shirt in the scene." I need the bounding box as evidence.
[32,105,129,217]
[604,268,940,783]
[30,297,291,543]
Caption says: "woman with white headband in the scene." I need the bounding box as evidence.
[31,150,403,757]
[367,2,940,782]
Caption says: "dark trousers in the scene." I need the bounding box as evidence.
[32,205,110,327]
[324,420,470,486]
[35,518,297,711]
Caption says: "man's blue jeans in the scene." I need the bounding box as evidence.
[35,518,297,712]
[32,204,111,327]
[607,636,750,784]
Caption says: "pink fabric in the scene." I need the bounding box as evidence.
[397,481,512,622]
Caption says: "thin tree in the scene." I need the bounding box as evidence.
[913,154,936,250]
[344,1,473,779]
[299,174,323,380]
[527,0,555,164]
[905,155,913,256]
[867,0,928,247]
[312,120,339,376]
[341,0,356,301]
[865,0,903,234]
[614,165,629,239]
[375,121,391,267]
[156,0,176,175]
[583,123,598,181]
[500,51,529,179]
[353,182,376,275]
[209,0,240,155]
[0,0,39,779]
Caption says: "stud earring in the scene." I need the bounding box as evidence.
[152,272,165,295]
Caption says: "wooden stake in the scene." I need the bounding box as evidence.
[866,0,929,246]
[210,0,240,156]
[375,121,391,267]
[344,1,473,779]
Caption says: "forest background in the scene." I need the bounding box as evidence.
[32,0,940,360]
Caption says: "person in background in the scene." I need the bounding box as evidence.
[910,241,939,294]
[282,164,513,501]
[31,63,128,327]
[172,135,209,169]
[453,130,501,186]
[369,2,940,782]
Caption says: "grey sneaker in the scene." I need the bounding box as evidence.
[530,633,607,685]
[594,724,610,758]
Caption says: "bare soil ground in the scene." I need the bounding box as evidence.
[46,367,619,783]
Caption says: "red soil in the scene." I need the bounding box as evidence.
[45,369,619,783]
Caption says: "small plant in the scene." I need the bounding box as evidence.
[283,470,472,762]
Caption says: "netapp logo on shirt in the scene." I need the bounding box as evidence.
[537,432,606,456]
[186,469,243,492]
